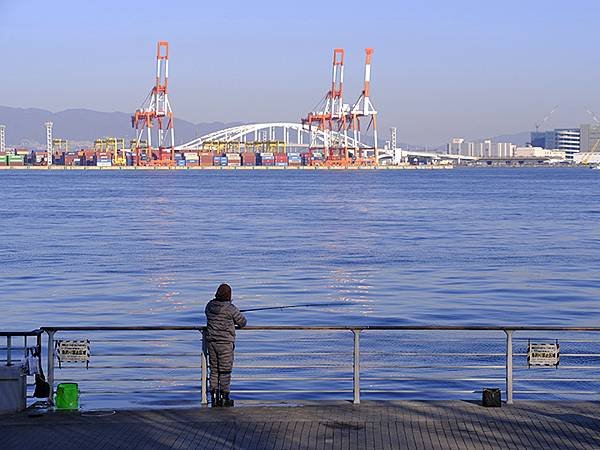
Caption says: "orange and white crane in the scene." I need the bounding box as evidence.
[350,48,378,164]
[302,48,351,165]
[132,41,175,165]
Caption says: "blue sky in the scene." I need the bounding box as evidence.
[2,0,600,144]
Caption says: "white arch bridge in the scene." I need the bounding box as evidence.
[176,122,477,162]
[177,122,382,157]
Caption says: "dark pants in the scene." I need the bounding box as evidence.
[207,341,234,392]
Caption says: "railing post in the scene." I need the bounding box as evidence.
[505,329,514,405]
[353,329,361,405]
[47,330,55,396]
[201,328,208,406]
[6,336,12,366]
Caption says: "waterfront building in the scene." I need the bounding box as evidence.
[579,123,600,153]
[514,146,566,159]
[529,128,580,160]
[447,138,515,158]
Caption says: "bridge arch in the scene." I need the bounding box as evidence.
[176,122,384,157]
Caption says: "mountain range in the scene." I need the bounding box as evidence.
[0,106,241,149]
[0,105,531,150]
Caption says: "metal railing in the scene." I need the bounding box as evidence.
[1,330,43,367]
[34,325,600,407]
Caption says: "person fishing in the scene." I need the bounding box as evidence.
[205,283,247,407]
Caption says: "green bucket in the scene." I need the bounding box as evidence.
[55,383,79,410]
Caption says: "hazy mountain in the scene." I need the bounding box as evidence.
[0,106,241,149]
[1,105,533,151]
[483,131,531,146]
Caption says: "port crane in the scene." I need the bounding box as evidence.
[302,48,379,166]
[349,48,379,165]
[534,106,558,132]
[132,41,175,166]
[302,48,350,165]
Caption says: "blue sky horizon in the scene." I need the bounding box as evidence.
[2,0,600,145]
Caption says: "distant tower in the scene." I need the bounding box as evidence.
[0,125,5,154]
[351,48,378,164]
[390,127,403,164]
[45,122,53,166]
[132,41,176,164]
[302,48,350,165]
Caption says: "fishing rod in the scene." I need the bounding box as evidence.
[240,302,340,313]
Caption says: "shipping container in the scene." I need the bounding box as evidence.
[199,155,213,166]
[8,154,25,166]
[242,152,256,166]
[227,154,241,166]
[186,160,199,166]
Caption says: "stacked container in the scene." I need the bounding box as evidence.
[199,152,213,166]
[8,154,24,166]
[184,152,199,166]
[260,152,275,166]
[311,151,324,165]
[242,152,256,166]
[31,151,48,165]
[64,152,78,166]
[95,151,112,167]
[274,153,289,166]
[176,154,186,167]
[226,153,241,166]
[288,152,302,166]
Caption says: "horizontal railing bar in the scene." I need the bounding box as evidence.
[513,391,600,394]
[91,353,203,357]
[41,326,600,332]
[90,339,197,343]
[0,330,43,337]
[54,364,600,371]
[55,388,600,395]
[41,351,600,359]
[44,377,600,385]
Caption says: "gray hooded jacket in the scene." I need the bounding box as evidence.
[205,299,247,343]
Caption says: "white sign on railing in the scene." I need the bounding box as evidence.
[527,341,560,367]
[55,340,91,368]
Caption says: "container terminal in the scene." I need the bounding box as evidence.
[2,40,591,169]
[0,41,465,170]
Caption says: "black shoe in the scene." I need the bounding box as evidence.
[211,390,222,407]
[221,392,234,407]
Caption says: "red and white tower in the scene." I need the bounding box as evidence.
[350,48,378,164]
[302,49,350,165]
[132,41,175,164]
